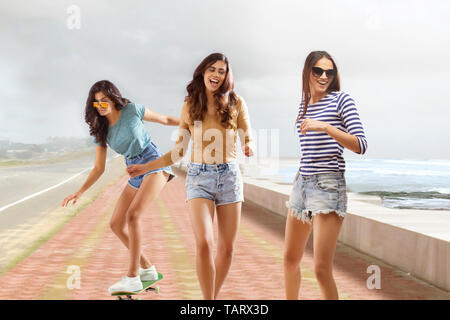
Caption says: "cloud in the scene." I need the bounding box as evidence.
[0,0,449,158]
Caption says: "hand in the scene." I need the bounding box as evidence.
[300,118,329,135]
[293,171,299,184]
[62,191,83,207]
[242,145,254,157]
[127,163,147,178]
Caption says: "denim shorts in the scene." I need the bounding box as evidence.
[125,141,175,190]
[285,171,347,224]
[185,162,244,206]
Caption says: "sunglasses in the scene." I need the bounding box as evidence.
[312,67,336,78]
[93,101,109,109]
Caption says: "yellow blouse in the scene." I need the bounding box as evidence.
[158,95,254,165]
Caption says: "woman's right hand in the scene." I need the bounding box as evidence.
[293,171,299,184]
[127,163,148,178]
[62,191,83,207]
[242,145,254,157]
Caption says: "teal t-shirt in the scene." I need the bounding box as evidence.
[93,102,151,158]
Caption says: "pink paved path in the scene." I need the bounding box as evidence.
[0,172,448,300]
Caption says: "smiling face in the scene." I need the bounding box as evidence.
[93,91,115,116]
[309,57,335,97]
[203,60,227,93]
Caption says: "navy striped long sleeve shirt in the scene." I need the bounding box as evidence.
[296,91,368,176]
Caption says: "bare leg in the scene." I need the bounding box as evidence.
[126,172,167,277]
[214,202,241,299]
[188,198,216,300]
[283,211,312,300]
[109,184,152,268]
[312,212,344,300]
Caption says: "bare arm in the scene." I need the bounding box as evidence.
[236,97,255,157]
[324,124,360,153]
[127,104,190,178]
[300,119,361,153]
[128,126,190,176]
[62,145,107,206]
[142,108,180,126]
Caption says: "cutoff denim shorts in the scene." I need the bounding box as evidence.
[285,171,347,224]
[125,141,175,190]
[185,162,244,206]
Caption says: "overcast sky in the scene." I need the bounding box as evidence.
[1,0,449,159]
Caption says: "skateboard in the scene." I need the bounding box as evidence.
[111,272,163,300]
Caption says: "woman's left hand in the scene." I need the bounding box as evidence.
[300,118,330,135]
[127,163,147,178]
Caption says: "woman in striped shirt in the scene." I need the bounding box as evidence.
[284,51,367,300]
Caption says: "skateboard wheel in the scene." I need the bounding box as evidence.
[155,286,160,294]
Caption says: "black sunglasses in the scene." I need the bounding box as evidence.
[312,67,336,78]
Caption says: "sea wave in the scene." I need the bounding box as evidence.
[381,159,450,167]
[382,198,450,210]
[371,169,450,176]
[360,191,450,199]
[275,159,450,210]
[346,168,450,177]
[429,187,450,194]
[360,191,450,210]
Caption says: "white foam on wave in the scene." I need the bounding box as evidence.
[382,159,450,167]
[346,168,374,172]
[346,167,450,176]
[372,169,450,176]
[383,198,450,210]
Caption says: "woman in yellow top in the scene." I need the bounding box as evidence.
[127,53,255,299]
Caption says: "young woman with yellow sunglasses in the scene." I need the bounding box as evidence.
[62,80,179,294]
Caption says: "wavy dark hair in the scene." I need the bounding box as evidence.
[296,51,340,123]
[85,80,130,147]
[185,53,238,129]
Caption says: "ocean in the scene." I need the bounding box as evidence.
[249,158,450,211]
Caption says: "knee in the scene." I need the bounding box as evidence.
[218,243,234,260]
[126,208,141,225]
[110,218,125,234]
[284,250,302,269]
[314,263,332,282]
[196,238,214,257]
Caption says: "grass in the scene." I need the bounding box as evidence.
[0,174,124,277]
[0,200,92,276]
[0,150,95,168]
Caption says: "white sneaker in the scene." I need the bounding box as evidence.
[108,275,143,294]
[139,265,159,281]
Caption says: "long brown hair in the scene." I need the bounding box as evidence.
[85,80,130,147]
[296,51,340,123]
[185,53,238,129]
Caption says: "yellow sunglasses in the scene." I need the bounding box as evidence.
[93,102,109,109]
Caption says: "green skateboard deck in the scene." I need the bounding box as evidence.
[112,272,163,300]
